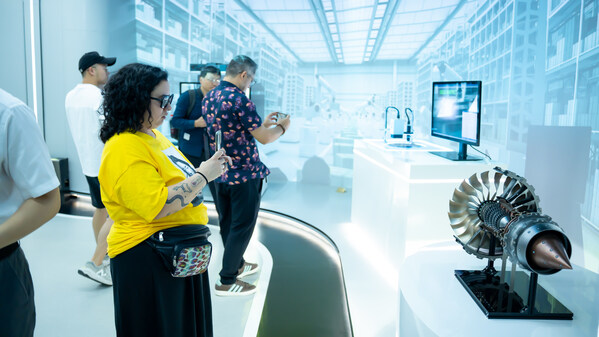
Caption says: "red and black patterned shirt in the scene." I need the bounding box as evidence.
[202,81,270,184]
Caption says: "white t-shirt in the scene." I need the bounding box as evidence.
[0,88,59,224]
[65,83,104,177]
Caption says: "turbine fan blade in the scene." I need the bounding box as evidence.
[493,172,503,193]
[450,214,479,229]
[451,221,470,236]
[465,228,483,246]
[481,171,491,199]
[498,176,512,197]
[449,212,470,224]
[468,174,485,194]
[500,178,518,199]
[449,199,468,213]
[452,189,478,205]
[459,181,482,202]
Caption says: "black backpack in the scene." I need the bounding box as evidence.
[170,89,199,139]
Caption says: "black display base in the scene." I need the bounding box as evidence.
[454,269,573,320]
[430,151,482,161]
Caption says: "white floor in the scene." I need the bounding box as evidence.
[22,179,393,337]
[261,181,397,337]
[22,213,272,337]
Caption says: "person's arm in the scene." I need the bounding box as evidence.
[170,92,196,131]
[0,187,60,249]
[250,112,291,145]
[154,149,231,219]
[193,116,206,128]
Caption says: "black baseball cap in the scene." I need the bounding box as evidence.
[78,51,116,73]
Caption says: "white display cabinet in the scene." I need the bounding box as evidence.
[136,21,163,65]
[190,45,209,65]
[190,17,210,49]
[191,0,211,21]
[165,1,189,40]
[165,36,188,71]
[136,0,162,28]
[547,0,580,70]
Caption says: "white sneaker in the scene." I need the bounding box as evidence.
[78,261,112,286]
[102,255,110,267]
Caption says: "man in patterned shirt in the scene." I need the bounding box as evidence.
[203,55,290,296]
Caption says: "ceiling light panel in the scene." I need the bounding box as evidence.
[338,21,370,31]
[374,0,465,61]
[334,0,370,11]
[375,5,386,17]
[234,0,332,63]
[337,7,372,22]
[235,0,469,64]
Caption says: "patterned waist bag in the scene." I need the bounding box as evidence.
[146,225,212,277]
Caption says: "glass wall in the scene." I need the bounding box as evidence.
[416,0,599,235]
[132,0,297,133]
[127,0,599,236]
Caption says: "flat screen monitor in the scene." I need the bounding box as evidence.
[430,81,482,161]
[179,81,200,95]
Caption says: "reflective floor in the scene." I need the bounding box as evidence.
[251,211,353,336]
[22,213,269,337]
[25,183,353,336]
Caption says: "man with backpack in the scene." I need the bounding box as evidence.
[170,65,221,205]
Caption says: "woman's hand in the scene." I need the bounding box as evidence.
[196,148,232,182]
[262,112,278,128]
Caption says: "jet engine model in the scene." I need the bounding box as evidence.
[449,167,573,319]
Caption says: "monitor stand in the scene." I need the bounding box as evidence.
[430,143,482,161]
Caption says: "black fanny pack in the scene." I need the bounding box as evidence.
[146,225,212,277]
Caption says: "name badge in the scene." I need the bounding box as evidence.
[183,133,191,141]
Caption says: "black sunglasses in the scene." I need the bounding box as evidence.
[150,94,174,109]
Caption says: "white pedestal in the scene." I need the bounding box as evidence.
[351,139,499,336]
[352,139,498,267]
[399,242,599,337]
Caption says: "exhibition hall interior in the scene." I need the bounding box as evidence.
[1,0,599,336]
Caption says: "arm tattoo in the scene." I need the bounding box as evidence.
[165,195,189,208]
[173,183,192,193]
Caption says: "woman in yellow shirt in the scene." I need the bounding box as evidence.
[98,63,230,337]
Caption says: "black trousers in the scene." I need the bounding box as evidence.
[0,245,35,337]
[111,240,213,337]
[216,178,262,284]
[184,153,219,210]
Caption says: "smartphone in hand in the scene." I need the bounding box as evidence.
[215,130,222,151]
[215,130,227,171]
[276,112,289,121]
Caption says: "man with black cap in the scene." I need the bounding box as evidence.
[65,51,116,286]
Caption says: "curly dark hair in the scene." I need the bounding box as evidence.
[100,63,168,143]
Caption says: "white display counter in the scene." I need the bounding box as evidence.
[351,138,500,336]
[352,139,498,269]
[399,242,599,337]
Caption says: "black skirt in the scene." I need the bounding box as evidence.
[110,239,213,337]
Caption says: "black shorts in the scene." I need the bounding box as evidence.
[0,246,35,337]
[85,175,105,209]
